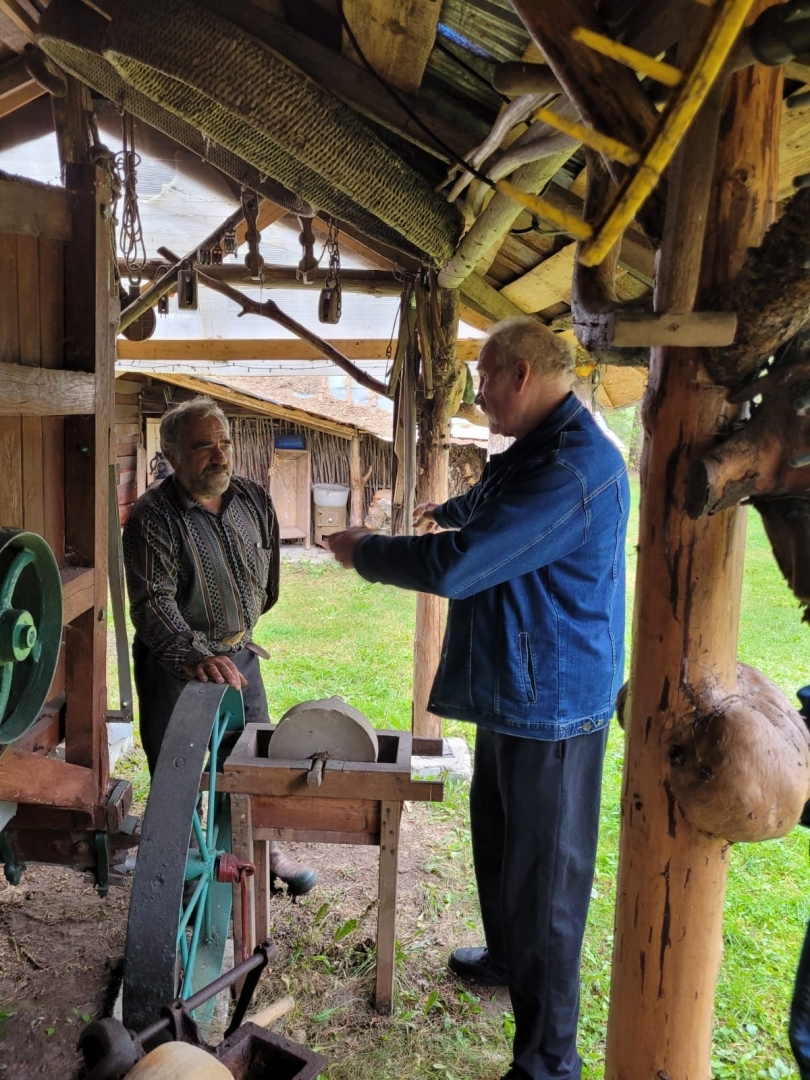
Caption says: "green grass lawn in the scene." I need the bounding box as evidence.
[113,481,810,1079]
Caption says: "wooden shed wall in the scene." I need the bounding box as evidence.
[0,227,67,703]
[0,167,114,809]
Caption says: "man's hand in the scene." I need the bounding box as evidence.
[414,502,440,533]
[325,527,371,569]
[184,655,247,689]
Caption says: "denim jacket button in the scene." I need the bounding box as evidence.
[582,720,593,732]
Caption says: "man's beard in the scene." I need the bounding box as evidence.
[188,465,231,497]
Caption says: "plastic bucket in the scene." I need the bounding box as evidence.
[312,484,349,507]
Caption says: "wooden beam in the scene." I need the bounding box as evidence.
[0,78,42,118]
[779,90,810,199]
[152,373,361,438]
[128,262,401,295]
[61,566,95,625]
[0,56,43,118]
[0,0,36,40]
[341,0,440,96]
[63,162,113,800]
[0,176,72,241]
[52,76,94,178]
[0,362,95,415]
[501,244,577,313]
[610,311,737,348]
[0,750,94,808]
[117,338,481,362]
[458,273,527,326]
[198,0,485,162]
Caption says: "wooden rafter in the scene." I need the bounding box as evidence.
[501,245,577,313]
[152,373,361,438]
[0,55,43,118]
[341,0,440,96]
[0,0,37,41]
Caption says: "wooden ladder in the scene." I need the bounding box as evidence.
[495,0,758,267]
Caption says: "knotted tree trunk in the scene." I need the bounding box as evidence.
[605,40,810,1080]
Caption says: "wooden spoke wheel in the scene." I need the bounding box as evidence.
[0,529,62,746]
[123,681,245,1033]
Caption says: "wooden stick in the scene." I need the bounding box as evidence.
[194,269,389,398]
[247,995,295,1029]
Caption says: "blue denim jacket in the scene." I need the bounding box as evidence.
[354,393,629,740]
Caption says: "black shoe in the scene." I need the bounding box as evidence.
[448,946,508,986]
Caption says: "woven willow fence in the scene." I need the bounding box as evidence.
[231,417,392,520]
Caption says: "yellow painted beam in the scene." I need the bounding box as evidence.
[493,180,593,241]
[571,27,683,87]
[531,105,640,167]
[579,0,759,267]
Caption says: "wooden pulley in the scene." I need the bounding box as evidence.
[318,282,341,324]
[177,260,198,310]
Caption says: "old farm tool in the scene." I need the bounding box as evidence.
[220,696,444,1012]
[123,681,247,1033]
[79,942,326,1079]
[0,529,62,746]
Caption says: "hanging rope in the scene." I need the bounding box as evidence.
[118,112,147,284]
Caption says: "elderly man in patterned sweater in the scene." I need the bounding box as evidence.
[123,396,316,896]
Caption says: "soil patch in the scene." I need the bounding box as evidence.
[0,866,130,1078]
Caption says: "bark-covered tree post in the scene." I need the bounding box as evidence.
[412,278,465,738]
[605,38,810,1080]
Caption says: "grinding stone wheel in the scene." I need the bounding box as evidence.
[268,696,378,762]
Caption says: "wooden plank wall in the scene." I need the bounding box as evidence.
[115,377,142,524]
[0,227,67,702]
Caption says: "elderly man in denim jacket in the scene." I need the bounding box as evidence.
[329,317,629,1080]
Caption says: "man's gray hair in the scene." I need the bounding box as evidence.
[482,317,576,379]
[160,397,230,460]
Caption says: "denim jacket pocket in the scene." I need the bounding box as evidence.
[519,632,538,703]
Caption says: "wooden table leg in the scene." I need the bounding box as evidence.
[375,799,402,1013]
[230,793,256,961]
[253,838,271,945]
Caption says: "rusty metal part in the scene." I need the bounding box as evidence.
[215,854,255,962]
[78,942,278,1077]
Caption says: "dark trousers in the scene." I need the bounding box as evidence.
[133,637,269,774]
[791,914,810,1080]
[470,725,608,1080]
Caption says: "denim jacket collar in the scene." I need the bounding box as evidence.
[493,392,584,469]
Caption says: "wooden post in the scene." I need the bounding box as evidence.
[605,46,782,1080]
[375,799,402,1014]
[412,435,449,740]
[349,436,364,527]
[62,163,114,801]
[412,283,464,739]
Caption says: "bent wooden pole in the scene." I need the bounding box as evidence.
[605,49,792,1080]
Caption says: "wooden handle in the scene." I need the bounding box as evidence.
[246,995,295,1028]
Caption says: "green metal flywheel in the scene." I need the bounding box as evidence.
[0,529,63,746]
